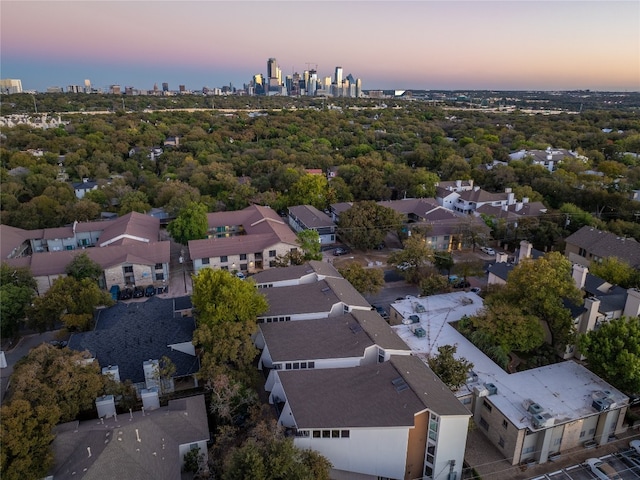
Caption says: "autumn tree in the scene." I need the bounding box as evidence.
[427,345,474,390]
[388,231,434,284]
[287,174,330,211]
[0,263,36,338]
[579,316,640,394]
[337,262,385,295]
[337,201,403,250]
[168,201,209,245]
[191,269,268,382]
[118,190,151,215]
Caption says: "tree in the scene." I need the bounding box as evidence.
[579,316,640,394]
[296,229,322,261]
[168,201,208,245]
[223,421,331,480]
[419,274,449,296]
[0,399,60,480]
[209,373,259,425]
[427,345,474,390]
[287,174,330,210]
[65,252,103,282]
[118,190,151,215]
[8,343,105,423]
[337,201,403,251]
[469,301,545,354]
[337,262,385,295]
[589,257,640,289]
[191,269,268,382]
[0,264,36,338]
[432,251,454,277]
[501,252,582,351]
[388,231,434,284]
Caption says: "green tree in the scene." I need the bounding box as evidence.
[0,399,60,480]
[559,203,604,233]
[65,252,103,282]
[589,257,640,288]
[0,264,36,338]
[470,301,545,354]
[337,201,403,251]
[427,345,474,390]
[337,262,385,295]
[168,201,209,245]
[118,190,151,215]
[191,269,268,382]
[388,232,434,284]
[432,251,454,276]
[502,252,582,351]
[579,316,640,394]
[419,274,449,296]
[287,174,330,210]
[296,229,322,261]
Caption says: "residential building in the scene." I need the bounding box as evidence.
[257,276,371,322]
[251,260,342,288]
[0,78,23,94]
[436,184,516,215]
[564,226,640,269]
[1,213,169,294]
[68,296,199,395]
[287,205,336,245]
[390,292,629,467]
[255,309,411,391]
[475,197,548,224]
[71,178,99,199]
[509,147,586,172]
[269,354,470,480]
[189,205,299,274]
[48,395,208,480]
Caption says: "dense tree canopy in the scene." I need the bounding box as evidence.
[191,269,268,382]
[337,262,385,295]
[0,264,36,338]
[338,201,403,250]
[427,345,474,390]
[579,316,640,394]
[167,201,209,245]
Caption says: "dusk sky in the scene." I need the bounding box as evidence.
[2,1,639,92]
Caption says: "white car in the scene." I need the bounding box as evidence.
[584,458,622,480]
[631,439,640,454]
[396,262,412,271]
[480,246,495,256]
[235,272,246,280]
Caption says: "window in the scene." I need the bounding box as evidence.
[322,431,330,438]
[313,431,321,438]
[201,258,210,265]
[285,363,292,370]
[588,428,595,435]
[240,253,247,260]
[123,266,133,273]
[523,446,534,454]
[498,436,505,448]
[502,419,508,429]
[332,430,340,438]
[221,266,228,271]
[293,362,299,370]
[155,273,164,281]
[269,250,276,257]
[479,417,489,431]
[190,443,199,450]
[220,256,228,263]
[307,361,315,369]
[240,263,247,271]
[269,261,276,267]
[154,263,163,270]
[341,430,349,438]
[483,400,493,412]
[462,398,472,405]
[580,431,586,438]
[553,438,562,446]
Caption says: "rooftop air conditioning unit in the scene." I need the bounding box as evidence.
[528,403,544,415]
[531,412,554,429]
[592,398,611,412]
[484,383,498,395]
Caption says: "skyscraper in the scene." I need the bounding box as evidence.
[334,66,343,87]
[267,58,278,80]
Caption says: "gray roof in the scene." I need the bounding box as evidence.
[259,277,369,317]
[49,395,208,480]
[565,226,640,268]
[68,296,199,383]
[251,261,341,284]
[260,310,409,362]
[288,205,334,228]
[277,355,469,429]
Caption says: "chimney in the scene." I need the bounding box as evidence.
[572,264,588,290]
[515,202,523,212]
[496,252,508,263]
[522,197,529,204]
[578,297,601,334]
[623,288,640,318]
[456,179,462,188]
[518,240,533,263]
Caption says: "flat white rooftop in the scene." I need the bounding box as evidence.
[391,292,628,431]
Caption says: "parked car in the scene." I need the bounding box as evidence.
[144,285,155,297]
[396,262,411,271]
[372,305,389,319]
[584,458,622,480]
[470,287,481,294]
[453,281,471,289]
[333,247,350,256]
[480,246,496,256]
[133,286,145,298]
[235,271,246,280]
[631,439,640,454]
[120,287,133,300]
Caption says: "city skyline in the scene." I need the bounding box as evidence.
[1,1,639,93]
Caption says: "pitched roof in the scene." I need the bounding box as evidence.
[288,205,334,228]
[68,296,199,384]
[458,188,509,204]
[260,310,409,362]
[98,212,160,246]
[6,242,170,277]
[0,224,41,259]
[565,226,640,268]
[49,395,208,480]
[277,355,468,429]
[188,233,296,260]
[251,261,341,284]
[258,278,369,317]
